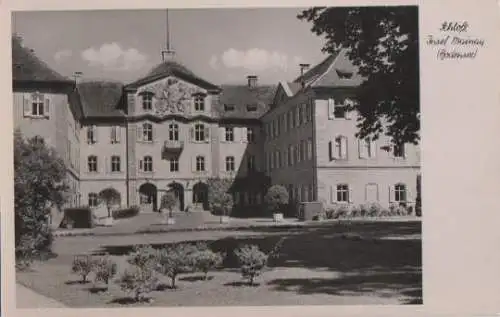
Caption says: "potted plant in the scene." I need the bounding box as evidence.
[207,178,234,224]
[161,192,178,225]
[219,193,233,224]
[264,185,289,223]
[98,187,121,227]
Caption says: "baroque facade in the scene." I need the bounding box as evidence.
[12,35,420,215]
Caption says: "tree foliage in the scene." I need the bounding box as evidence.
[161,191,178,217]
[207,177,234,216]
[298,6,419,145]
[14,130,68,265]
[264,185,289,214]
[98,187,121,218]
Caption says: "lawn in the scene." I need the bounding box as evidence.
[17,220,422,307]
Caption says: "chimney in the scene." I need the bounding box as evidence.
[299,63,310,87]
[247,75,258,88]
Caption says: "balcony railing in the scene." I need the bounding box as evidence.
[163,139,184,155]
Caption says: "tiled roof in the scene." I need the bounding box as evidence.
[216,85,276,119]
[293,49,365,88]
[77,81,125,118]
[126,60,220,91]
[12,34,72,83]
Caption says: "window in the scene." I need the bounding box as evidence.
[224,104,235,112]
[33,135,45,145]
[111,156,121,172]
[110,126,120,144]
[169,122,179,141]
[336,184,350,202]
[170,158,179,172]
[295,107,301,126]
[288,144,293,166]
[307,139,313,160]
[247,127,255,143]
[194,95,205,111]
[334,100,348,118]
[196,156,205,171]
[143,123,153,142]
[246,104,257,112]
[31,93,45,116]
[143,156,153,172]
[394,183,407,202]
[194,124,205,142]
[226,156,235,172]
[88,193,98,207]
[247,155,255,172]
[271,120,276,139]
[359,139,376,158]
[394,143,405,158]
[88,156,97,172]
[276,117,281,136]
[87,126,97,144]
[276,151,281,169]
[305,103,311,122]
[298,105,304,125]
[329,136,348,160]
[270,152,274,170]
[225,127,234,142]
[142,92,153,111]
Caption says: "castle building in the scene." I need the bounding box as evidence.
[12,27,420,215]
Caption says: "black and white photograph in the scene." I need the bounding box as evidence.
[11,6,422,308]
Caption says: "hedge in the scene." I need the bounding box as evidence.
[112,205,140,219]
[61,207,94,229]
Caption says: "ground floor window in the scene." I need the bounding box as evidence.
[394,183,407,202]
[88,193,98,207]
[336,184,349,202]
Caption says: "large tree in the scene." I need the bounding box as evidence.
[298,6,419,145]
[14,130,68,265]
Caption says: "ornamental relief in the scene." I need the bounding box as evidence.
[138,77,202,116]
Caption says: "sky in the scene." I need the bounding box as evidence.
[12,8,328,85]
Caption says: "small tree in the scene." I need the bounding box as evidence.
[161,191,178,218]
[234,245,268,286]
[192,249,224,280]
[207,177,234,217]
[71,255,94,283]
[14,130,68,266]
[264,185,289,215]
[156,243,197,288]
[98,187,121,218]
[92,256,117,289]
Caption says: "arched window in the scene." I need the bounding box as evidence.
[88,192,98,207]
[394,183,407,202]
[143,123,153,142]
[169,122,179,141]
[88,155,98,172]
[143,156,153,172]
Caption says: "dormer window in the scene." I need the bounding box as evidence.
[194,94,205,112]
[246,104,257,112]
[224,104,235,112]
[141,92,154,111]
[24,92,49,118]
[336,69,353,79]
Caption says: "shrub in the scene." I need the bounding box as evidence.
[416,174,422,216]
[98,187,121,218]
[117,266,158,302]
[333,204,351,219]
[62,207,93,228]
[15,130,68,266]
[234,245,268,285]
[161,192,178,217]
[191,249,224,280]
[264,185,289,215]
[156,243,198,288]
[71,255,94,283]
[112,205,140,219]
[92,256,118,288]
[127,245,158,270]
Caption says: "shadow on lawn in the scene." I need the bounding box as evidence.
[94,221,422,303]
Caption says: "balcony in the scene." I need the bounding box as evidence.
[163,139,184,155]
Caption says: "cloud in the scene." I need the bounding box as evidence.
[219,48,302,72]
[54,49,72,63]
[81,43,148,71]
[209,55,218,70]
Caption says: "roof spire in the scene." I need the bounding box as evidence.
[161,9,175,62]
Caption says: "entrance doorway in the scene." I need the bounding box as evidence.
[139,183,158,212]
[192,182,209,210]
[167,182,185,211]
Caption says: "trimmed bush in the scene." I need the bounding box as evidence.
[62,207,93,229]
[156,243,198,288]
[161,192,178,217]
[117,266,158,303]
[92,256,117,288]
[112,206,140,220]
[264,185,289,215]
[191,248,224,280]
[71,255,94,283]
[234,245,268,285]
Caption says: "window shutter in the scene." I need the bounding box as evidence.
[205,127,210,142]
[403,143,408,159]
[241,127,248,143]
[328,98,335,119]
[44,97,50,117]
[116,127,121,143]
[191,156,196,172]
[104,156,109,174]
[220,127,225,143]
[94,126,99,143]
[341,137,348,159]
[110,126,115,143]
[348,186,353,203]
[358,139,366,159]
[328,141,333,161]
[136,125,143,141]
[23,95,31,117]
[370,141,377,158]
[389,185,394,203]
